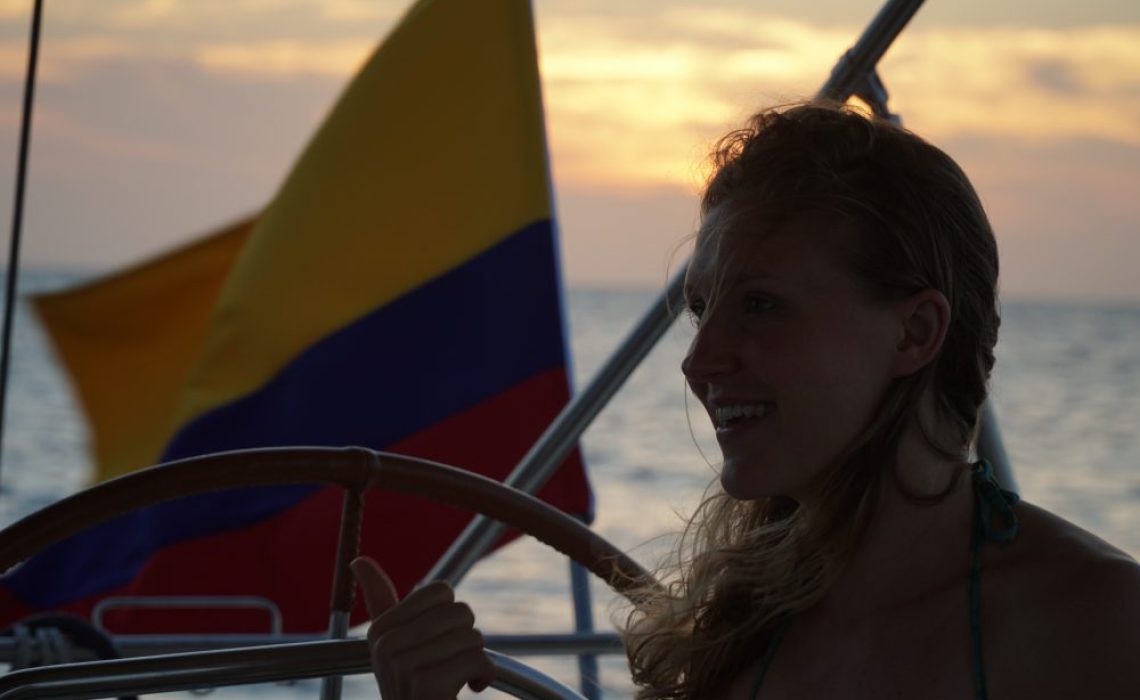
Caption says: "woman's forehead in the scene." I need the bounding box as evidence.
[690,206,761,272]
[686,230,773,294]
[687,210,856,295]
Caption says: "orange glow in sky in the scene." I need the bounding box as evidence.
[0,0,1137,300]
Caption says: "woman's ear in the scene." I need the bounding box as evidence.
[892,289,950,377]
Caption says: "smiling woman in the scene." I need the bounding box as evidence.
[682,217,918,502]
[605,102,1140,700]
[350,100,1140,699]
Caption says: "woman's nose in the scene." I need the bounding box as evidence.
[681,317,736,381]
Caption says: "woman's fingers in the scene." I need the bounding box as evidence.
[352,557,495,697]
[370,600,479,662]
[377,625,495,697]
[466,640,496,694]
[352,558,460,637]
[351,556,399,619]
[367,585,457,646]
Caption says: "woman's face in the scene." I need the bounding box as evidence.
[682,207,904,502]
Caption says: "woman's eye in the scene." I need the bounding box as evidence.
[743,294,774,313]
[686,299,706,326]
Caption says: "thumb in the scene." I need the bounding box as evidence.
[351,556,399,619]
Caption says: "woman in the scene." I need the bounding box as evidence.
[352,102,1140,699]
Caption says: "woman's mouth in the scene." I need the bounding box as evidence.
[713,403,774,435]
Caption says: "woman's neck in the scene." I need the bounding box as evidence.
[812,431,974,624]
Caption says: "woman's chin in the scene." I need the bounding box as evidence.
[719,459,777,501]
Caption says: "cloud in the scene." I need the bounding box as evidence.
[1026,58,1083,95]
[0,0,262,30]
[5,8,1139,188]
[881,25,1140,145]
[543,17,1140,186]
[0,0,401,44]
[0,38,141,82]
[939,134,1140,301]
[0,55,343,272]
[320,0,401,22]
[193,40,375,79]
[104,0,179,29]
[557,183,700,289]
[3,4,1138,299]
[9,9,1138,189]
[100,0,402,28]
[536,11,849,189]
[0,0,28,19]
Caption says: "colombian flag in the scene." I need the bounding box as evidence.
[0,0,591,633]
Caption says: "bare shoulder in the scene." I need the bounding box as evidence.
[987,499,1140,698]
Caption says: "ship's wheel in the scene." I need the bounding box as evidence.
[0,447,656,700]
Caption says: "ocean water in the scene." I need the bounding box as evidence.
[1,276,1139,698]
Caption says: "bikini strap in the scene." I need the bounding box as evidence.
[972,459,1020,543]
[749,462,1019,700]
[968,459,1020,700]
[748,618,789,700]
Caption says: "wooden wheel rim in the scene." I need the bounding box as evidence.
[0,446,654,600]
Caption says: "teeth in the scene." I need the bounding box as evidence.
[714,404,771,427]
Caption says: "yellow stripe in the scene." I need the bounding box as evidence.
[174,0,552,428]
[32,218,255,481]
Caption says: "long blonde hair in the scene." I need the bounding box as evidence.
[620,102,999,698]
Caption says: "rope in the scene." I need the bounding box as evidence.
[0,0,45,488]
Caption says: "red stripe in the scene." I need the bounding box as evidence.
[84,369,588,633]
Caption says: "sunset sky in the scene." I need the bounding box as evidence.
[0,0,1138,301]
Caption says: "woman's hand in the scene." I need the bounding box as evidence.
[351,556,495,699]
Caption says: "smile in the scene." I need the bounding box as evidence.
[713,403,774,431]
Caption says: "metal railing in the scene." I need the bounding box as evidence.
[0,631,623,663]
[0,643,587,700]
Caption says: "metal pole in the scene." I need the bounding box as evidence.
[0,642,588,700]
[426,0,932,589]
[426,266,687,585]
[977,398,1016,493]
[0,0,45,488]
[0,631,625,663]
[569,559,601,700]
[818,0,927,102]
[319,488,365,700]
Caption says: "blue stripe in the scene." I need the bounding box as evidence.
[164,219,565,458]
[4,220,568,606]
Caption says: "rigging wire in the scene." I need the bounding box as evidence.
[0,0,46,489]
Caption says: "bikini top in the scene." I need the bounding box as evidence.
[748,460,1020,699]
